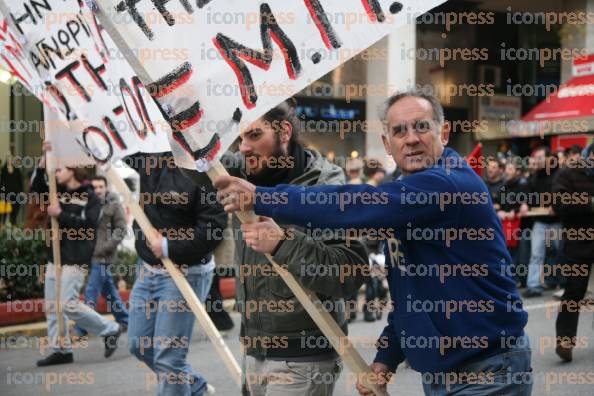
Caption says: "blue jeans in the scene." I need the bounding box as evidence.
[128,262,214,396]
[527,221,561,289]
[421,336,533,395]
[76,262,129,336]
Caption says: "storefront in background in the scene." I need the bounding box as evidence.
[295,96,367,163]
[505,54,594,155]
[0,77,43,225]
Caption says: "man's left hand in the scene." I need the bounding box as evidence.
[240,217,285,254]
[47,204,61,218]
[214,175,257,213]
[148,232,164,258]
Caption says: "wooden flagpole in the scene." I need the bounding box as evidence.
[44,142,64,348]
[90,3,389,390]
[0,0,65,349]
[104,167,242,387]
[47,170,64,347]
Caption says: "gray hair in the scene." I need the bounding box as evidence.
[379,90,445,127]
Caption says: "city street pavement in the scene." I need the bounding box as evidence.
[1,292,593,395]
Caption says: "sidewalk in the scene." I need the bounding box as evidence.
[0,314,117,338]
[0,300,236,339]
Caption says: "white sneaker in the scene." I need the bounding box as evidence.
[553,289,565,299]
[205,384,216,395]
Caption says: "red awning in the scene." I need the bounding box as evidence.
[522,74,594,121]
[508,74,594,137]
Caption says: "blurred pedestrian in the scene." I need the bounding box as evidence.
[485,157,505,209]
[362,162,388,322]
[74,175,129,337]
[32,142,121,367]
[362,239,388,323]
[498,159,530,286]
[523,147,562,298]
[346,157,364,185]
[551,143,594,362]
[363,161,387,187]
[564,145,583,165]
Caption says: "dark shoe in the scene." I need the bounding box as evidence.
[210,311,234,332]
[522,288,542,298]
[552,289,565,300]
[104,325,122,358]
[36,352,73,367]
[555,344,573,362]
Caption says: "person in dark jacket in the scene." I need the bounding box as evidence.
[0,155,23,224]
[32,142,121,367]
[125,152,226,396]
[498,159,531,286]
[551,143,594,362]
[216,100,368,396]
[484,157,505,209]
[215,91,532,396]
[75,175,129,336]
[523,147,562,297]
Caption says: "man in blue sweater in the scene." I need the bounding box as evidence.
[214,91,532,396]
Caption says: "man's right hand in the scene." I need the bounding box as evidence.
[356,362,391,395]
[213,175,256,213]
[39,141,52,168]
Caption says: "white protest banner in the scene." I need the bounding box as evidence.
[0,16,39,91]
[0,0,191,167]
[0,1,242,385]
[43,106,96,170]
[90,0,444,169]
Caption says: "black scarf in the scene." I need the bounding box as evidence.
[246,142,307,187]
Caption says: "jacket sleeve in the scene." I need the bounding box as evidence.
[167,183,227,262]
[271,229,368,299]
[552,169,594,216]
[58,192,101,230]
[374,309,405,372]
[255,172,459,231]
[96,201,127,256]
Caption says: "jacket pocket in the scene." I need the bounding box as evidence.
[267,274,295,299]
[265,276,312,333]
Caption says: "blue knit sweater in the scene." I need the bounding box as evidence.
[254,148,528,373]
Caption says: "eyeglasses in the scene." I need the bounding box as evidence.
[389,119,437,138]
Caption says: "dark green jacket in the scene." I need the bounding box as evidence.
[227,149,368,359]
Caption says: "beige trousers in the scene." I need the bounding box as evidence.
[246,355,343,396]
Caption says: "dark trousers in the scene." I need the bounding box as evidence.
[556,260,593,342]
[514,237,531,286]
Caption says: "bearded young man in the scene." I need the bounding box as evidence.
[216,100,368,396]
[215,92,533,396]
